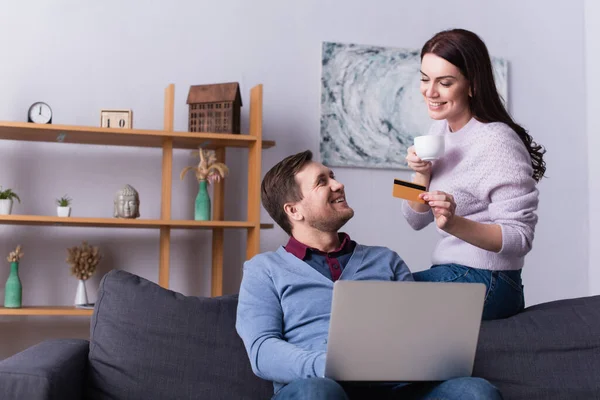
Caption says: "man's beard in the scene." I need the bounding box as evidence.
[306,208,355,233]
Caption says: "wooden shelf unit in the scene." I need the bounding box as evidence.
[0,83,274,316]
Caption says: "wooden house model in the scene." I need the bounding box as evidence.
[186,82,242,134]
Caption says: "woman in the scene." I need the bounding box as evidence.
[403,28,546,320]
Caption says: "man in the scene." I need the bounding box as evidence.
[236,150,502,400]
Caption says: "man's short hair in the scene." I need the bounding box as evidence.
[261,150,313,235]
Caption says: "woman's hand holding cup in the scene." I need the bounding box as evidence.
[406,135,445,180]
[406,145,432,176]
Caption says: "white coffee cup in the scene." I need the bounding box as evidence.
[413,135,445,161]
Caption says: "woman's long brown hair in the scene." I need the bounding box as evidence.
[422,29,546,182]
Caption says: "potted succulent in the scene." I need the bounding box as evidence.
[56,195,72,217]
[0,186,20,215]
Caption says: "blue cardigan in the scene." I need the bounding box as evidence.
[235,245,413,392]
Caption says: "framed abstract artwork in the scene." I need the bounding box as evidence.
[320,41,508,169]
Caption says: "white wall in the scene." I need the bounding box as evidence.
[0,0,588,357]
[586,0,600,295]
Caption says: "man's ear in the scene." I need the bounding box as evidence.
[284,202,303,222]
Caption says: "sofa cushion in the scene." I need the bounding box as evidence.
[86,269,272,400]
[475,295,600,400]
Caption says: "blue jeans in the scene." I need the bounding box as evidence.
[412,264,525,320]
[272,377,503,400]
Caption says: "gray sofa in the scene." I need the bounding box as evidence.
[1,269,599,400]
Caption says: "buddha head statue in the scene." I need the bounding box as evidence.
[114,184,140,219]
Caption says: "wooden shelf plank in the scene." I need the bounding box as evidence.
[0,215,166,228]
[0,121,275,150]
[0,215,274,229]
[0,215,160,228]
[0,306,93,316]
[163,220,256,229]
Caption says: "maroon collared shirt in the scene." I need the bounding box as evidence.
[284,233,356,281]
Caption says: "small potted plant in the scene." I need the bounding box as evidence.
[0,186,21,215]
[56,195,72,217]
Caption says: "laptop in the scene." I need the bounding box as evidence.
[324,280,486,382]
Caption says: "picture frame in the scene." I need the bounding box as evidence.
[320,41,508,170]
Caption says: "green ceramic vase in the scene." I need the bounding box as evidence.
[195,180,211,221]
[4,261,22,308]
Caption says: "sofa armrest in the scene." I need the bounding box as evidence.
[0,338,89,400]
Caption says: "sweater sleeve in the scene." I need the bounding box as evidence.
[235,259,326,384]
[479,125,540,257]
[392,251,415,281]
[401,200,434,230]
[400,120,444,230]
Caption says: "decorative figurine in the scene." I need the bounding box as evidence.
[113,184,140,219]
[186,82,242,134]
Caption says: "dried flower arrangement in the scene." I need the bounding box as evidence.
[180,147,229,185]
[6,245,24,263]
[66,241,101,281]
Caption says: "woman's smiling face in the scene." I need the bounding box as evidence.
[420,53,472,131]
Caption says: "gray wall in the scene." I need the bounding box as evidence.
[586,0,600,296]
[0,0,588,357]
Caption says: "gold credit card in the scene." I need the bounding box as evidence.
[392,179,427,203]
